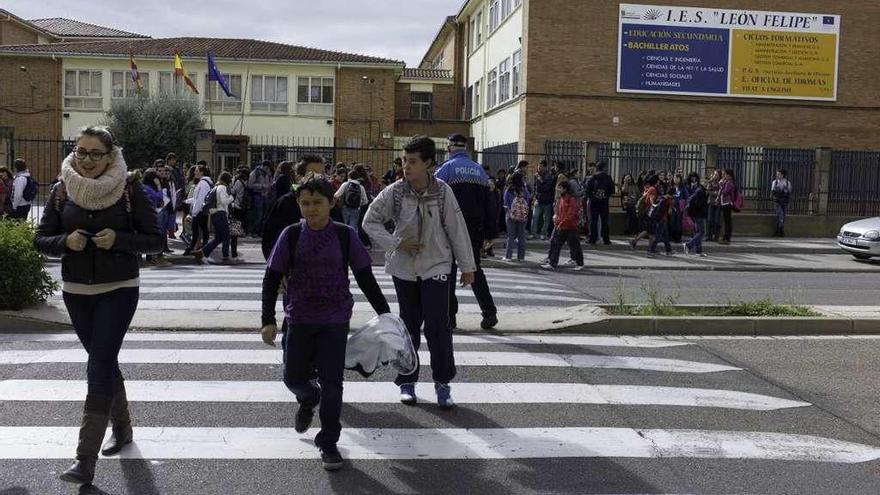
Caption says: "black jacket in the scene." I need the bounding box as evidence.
[535,171,557,205]
[261,191,302,260]
[35,183,165,285]
[584,172,616,203]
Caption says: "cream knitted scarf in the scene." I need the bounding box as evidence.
[60,148,128,211]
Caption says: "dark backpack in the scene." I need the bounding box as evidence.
[23,176,38,202]
[343,182,362,208]
[203,186,218,212]
[285,222,351,277]
[686,188,708,218]
[234,179,253,211]
[648,197,668,221]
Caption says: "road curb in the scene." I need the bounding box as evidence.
[0,313,73,333]
[542,316,880,336]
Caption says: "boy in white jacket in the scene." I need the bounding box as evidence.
[363,135,475,409]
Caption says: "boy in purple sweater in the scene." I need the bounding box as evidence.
[260,175,390,471]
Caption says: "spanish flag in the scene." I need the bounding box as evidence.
[174,53,199,94]
[129,55,143,91]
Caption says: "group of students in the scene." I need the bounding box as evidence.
[0,158,38,220]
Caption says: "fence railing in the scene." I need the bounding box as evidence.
[829,151,880,217]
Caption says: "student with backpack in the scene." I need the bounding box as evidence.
[10,158,37,220]
[334,169,369,233]
[229,166,251,261]
[542,181,584,271]
[584,161,616,245]
[503,172,531,262]
[645,174,673,256]
[197,171,234,264]
[260,175,390,471]
[183,164,213,256]
[363,135,476,409]
[682,172,708,257]
[719,169,740,245]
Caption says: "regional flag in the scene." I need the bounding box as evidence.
[174,53,200,94]
[129,55,143,91]
[207,52,235,98]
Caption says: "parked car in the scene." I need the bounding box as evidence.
[837,217,880,260]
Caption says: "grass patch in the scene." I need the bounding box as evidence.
[714,299,821,317]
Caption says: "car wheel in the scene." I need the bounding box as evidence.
[852,254,873,260]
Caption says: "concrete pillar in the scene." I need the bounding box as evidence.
[195,129,216,173]
[814,147,832,216]
[705,144,718,176]
[0,127,13,167]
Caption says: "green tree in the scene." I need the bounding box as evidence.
[104,94,205,168]
[0,219,58,310]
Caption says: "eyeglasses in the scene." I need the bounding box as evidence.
[74,147,109,161]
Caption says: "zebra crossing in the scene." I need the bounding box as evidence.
[49,266,596,313]
[1,330,879,492]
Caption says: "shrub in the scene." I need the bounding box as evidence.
[0,219,58,310]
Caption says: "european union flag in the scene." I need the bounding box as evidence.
[823,16,835,25]
[207,52,235,98]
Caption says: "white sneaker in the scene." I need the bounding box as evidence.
[681,243,689,255]
[541,263,555,271]
[573,265,585,271]
[501,257,513,262]
[563,259,576,266]
[698,252,708,258]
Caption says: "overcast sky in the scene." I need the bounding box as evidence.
[4,0,462,66]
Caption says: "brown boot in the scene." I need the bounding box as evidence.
[60,394,112,485]
[101,377,133,456]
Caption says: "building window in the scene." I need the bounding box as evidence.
[501,0,512,18]
[498,58,510,104]
[297,77,334,104]
[111,71,149,99]
[205,74,242,112]
[410,92,433,120]
[475,11,483,46]
[64,70,103,109]
[514,0,521,6]
[474,78,482,116]
[158,71,199,97]
[489,0,500,32]
[251,75,288,113]
[512,50,522,97]
[487,69,497,109]
[465,85,473,119]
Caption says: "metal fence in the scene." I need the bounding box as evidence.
[597,142,705,185]
[829,151,880,217]
[718,147,815,214]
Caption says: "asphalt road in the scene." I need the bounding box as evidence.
[1,330,879,494]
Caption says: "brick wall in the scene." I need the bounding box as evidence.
[394,82,466,138]
[521,0,880,153]
[0,55,63,139]
[0,19,39,46]
[334,67,398,163]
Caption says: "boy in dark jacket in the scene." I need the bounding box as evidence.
[260,175,390,471]
[584,161,616,245]
[683,172,708,256]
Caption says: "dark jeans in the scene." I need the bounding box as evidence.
[202,211,230,258]
[775,202,787,231]
[505,217,527,260]
[707,203,721,240]
[531,203,554,238]
[449,227,497,320]
[188,212,210,251]
[721,205,733,241]
[623,206,638,235]
[687,217,706,254]
[249,193,268,235]
[282,322,349,449]
[649,219,671,253]
[63,287,139,397]
[395,276,455,386]
[548,228,584,267]
[9,204,30,220]
[588,200,610,244]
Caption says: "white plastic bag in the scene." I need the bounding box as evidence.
[345,313,417,377]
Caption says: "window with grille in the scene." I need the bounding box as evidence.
[205,74,242,112]
[251,75,288,113]
[410,92,433,120]
[64,70,103,109]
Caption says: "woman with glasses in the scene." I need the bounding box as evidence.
[34,126,164,486]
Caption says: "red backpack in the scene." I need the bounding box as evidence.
[732,185,745,213]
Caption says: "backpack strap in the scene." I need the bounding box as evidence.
[285,223,304,280]
[334,221,351,271]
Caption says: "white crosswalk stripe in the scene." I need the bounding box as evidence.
[49,267,596,312]
[1,330,878,466]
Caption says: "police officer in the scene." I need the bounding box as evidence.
[435,133,498,330]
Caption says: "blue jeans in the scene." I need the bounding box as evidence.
[649,219,671,253]
[505,217,527,260]
[687,217,706,254]
[203,211,230,258]
[282,322,349,448]
[531,203,553,237]
[63,287,139,397]
[342,206,361,233]
[393,276,455,386]
[589,200,610,244]
[249,193,267,235]
[775,202,787,231]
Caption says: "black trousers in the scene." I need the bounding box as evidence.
[449,226,497,320]
[282,322,349,449]
[588,200,610,244]
[548,228,584,267]
[394,276,455,386]
[188,212,210,251]
[63,287,139,397]
[722,205,733,241]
